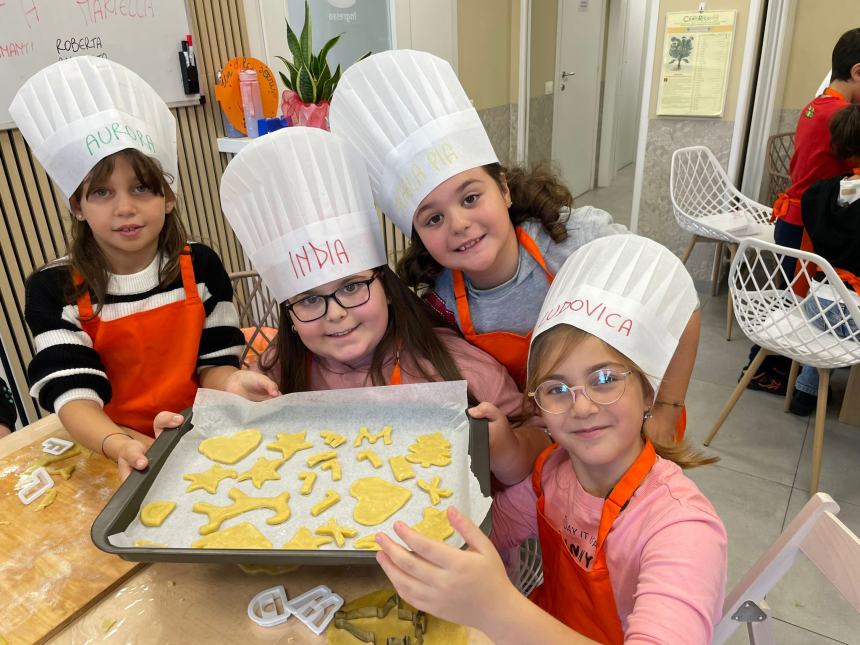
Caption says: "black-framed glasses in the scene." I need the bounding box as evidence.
[286,272,381,322]
[528,369,633,415]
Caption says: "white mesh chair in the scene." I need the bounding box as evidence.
[670,146,775,339]
[704,238,860,493]
[229,271,280,367]
[514,538,544,597]
[713,493,860,644]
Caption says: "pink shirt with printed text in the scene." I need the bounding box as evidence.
[492,448,727,644]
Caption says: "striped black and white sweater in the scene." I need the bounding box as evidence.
[25,243,245,414]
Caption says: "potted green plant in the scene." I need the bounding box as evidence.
[278,1,368,129]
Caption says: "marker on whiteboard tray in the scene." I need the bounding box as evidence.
[186,35,196,67]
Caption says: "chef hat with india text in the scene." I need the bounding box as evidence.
[329,49,498,235]
[528,235,698,393]
[9,56,177,204]
[219,127,386,303]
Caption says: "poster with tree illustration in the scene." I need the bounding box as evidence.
[657,11,736,117]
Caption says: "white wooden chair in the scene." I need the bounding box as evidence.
[704,239,860,493]
[229,271,280,367]
[713,493,860,644]
[670,146,775,339]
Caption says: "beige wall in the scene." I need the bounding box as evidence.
[648,0,751,121]
[530,0,558,98]
[782,1,857,109]
[458,0,514,110]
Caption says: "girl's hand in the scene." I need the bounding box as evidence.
[468,401,512,448]
[375,506,518,632]
[115,438,149,482]
[152,410,185,437]
[223,369,280,401]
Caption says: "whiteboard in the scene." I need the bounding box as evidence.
[0,0,198,130]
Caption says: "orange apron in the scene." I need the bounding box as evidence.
[76,246,204,436]
[529,440,657,644]
[452,227,553,388]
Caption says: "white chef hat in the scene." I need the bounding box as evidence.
[9,56,177,203]
[219,127,387,303]
[529,235,698,392]
[329,49,498,235]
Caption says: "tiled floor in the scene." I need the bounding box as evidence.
[575,163,636,228]
[686,292,860,644]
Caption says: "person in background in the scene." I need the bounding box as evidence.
[330,49,699,445]
[12,57,277,479]
[374,235,726,644]
[0,377,16,437]
[744,27,860,396]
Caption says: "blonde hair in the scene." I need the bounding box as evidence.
[527,325,718,469]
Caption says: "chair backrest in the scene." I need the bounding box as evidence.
[730,238,860,369]
[670,146,773,240]
[765,132,794,205]
[229,271,280,367]
[713,493,860,644]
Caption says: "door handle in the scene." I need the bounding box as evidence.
[561,71,576,79]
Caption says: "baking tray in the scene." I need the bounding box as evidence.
[91,409,491,565]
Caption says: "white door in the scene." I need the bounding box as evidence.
[551,0,606,198]
[614,0,647,170]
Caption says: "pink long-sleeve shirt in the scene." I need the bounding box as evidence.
[492,448,727,644]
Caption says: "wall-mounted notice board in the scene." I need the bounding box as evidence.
[0,0,198,130]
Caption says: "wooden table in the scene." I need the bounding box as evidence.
[1,418,490,644]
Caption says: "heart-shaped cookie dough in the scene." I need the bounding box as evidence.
[198,429,262,464]
[349,476,412,526]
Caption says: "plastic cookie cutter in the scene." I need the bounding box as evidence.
[333,592,427,644]
[41,437,74,456]
[18,466,54,505]
[247,585,291,627]
[286,585,344,636]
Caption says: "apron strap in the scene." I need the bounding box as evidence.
[178,245,198,301]
[823,87,846,102]
[73,269,95,320]
[531,443,560,496]
[596,439,657,548]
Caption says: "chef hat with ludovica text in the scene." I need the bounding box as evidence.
[219,127,387,303]
[528,235,699,393]
[329,49,499,235]
[9,56,178,204]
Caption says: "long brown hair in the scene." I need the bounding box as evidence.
[66,149,187,316]
[397,162,573,292]
[527,325,717,469]
[260,265,471,395]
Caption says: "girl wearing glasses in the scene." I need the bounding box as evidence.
[214,126,547,485]
[374,235,727,644]
[330,49,699,444]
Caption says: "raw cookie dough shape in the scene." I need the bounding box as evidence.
[356,449,382,469]
[183,464,238,494]
[140,501,177,527]
[192,522,273,549]
[320,430,346,448]
[237,456,285,489]
[134,539,167,547]
[34,488,58,511]
[47,464,75,480]
[388,456,415,482]
[311,490,341,516]
[199,429,262,464]
[298,471,317,495]
[406,432,451,467]
[266,431,313,460]
[354,425,393,447]
[352,533,381,550]
[320,459,342,481]
[315,518,357,547]
[350,477,412,526]
[193,487,291,535]
[283,526,333,550]
[416,476,453,506]
[306,450,337,467]
[412,507,454,542]
[333,591,427,644]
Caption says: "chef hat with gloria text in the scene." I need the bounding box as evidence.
[528,235,699,392]
[219,127,386,303]
[9,56,177,203]
[329,49,498,235]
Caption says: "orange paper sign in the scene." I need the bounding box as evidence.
[215,57,280,135]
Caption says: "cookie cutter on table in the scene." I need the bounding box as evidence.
[247,585,291,627]
[42,437,74,455]
[18,466,54,505]
[287,585,344,635]
[333,592,427,644]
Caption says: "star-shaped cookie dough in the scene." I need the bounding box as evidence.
[266,431,313,460]
[237,456,285,489]
[183,464,238,494]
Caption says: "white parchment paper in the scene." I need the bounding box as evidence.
[108,381,491,551]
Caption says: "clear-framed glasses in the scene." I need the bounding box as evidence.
[286,271,381,323]
[528,368,633,415]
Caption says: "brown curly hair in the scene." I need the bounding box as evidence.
[396,162,573,292]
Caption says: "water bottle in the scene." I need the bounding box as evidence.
[239,69,264,138]
[216,71,243,138]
